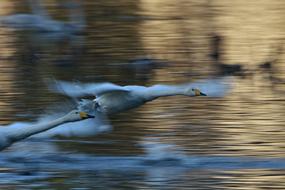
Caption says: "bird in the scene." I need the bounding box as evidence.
[51,81,206,115]
[0,110,94,151]
[49,78,230,116]
[0,0,85,34]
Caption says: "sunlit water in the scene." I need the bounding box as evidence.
[0,0,285,189]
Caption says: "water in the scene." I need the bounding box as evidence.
[0,0,285,189]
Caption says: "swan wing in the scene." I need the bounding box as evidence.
[48,80,130,97]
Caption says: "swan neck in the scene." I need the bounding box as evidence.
[146,84,186,100]
[6,116,68,144]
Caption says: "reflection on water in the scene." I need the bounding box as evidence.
[0,0,285,189]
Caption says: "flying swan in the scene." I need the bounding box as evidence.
[49,78,230,116]
[0,110,94,151]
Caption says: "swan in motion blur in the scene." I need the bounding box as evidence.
[49,78,230,116]
[0,0,85,34]
[0,110,94,151]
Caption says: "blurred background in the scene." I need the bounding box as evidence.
[0,0,284,189]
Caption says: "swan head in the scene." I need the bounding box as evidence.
[188,88,207,96]
[64,110,95,122]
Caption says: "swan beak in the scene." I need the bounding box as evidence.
[194,89,207,96]
[80,112,95,119]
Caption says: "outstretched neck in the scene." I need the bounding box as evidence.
[3,116,69,148]
[145,84,188,101]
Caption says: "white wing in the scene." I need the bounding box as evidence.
[48,80,130,97]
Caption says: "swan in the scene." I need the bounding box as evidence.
[49,78,230,116]
[0,0,85,34]
[51,81,206,115]
[0,110,94,151]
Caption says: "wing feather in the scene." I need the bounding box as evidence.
[48,80,130,97]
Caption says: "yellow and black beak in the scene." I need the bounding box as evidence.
[80,112,95,119]
[194,89,207,96]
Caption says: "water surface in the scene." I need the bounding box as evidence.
[0,0,285,189]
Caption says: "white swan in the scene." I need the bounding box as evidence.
[0,0,85,34]
[0,110,94,151]
[50,78,230,115]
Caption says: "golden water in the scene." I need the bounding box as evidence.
[0,0,284,189]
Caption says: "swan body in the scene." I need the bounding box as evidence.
[49,78,230,115]
[0,110,93,151]
[94,88,148,114]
